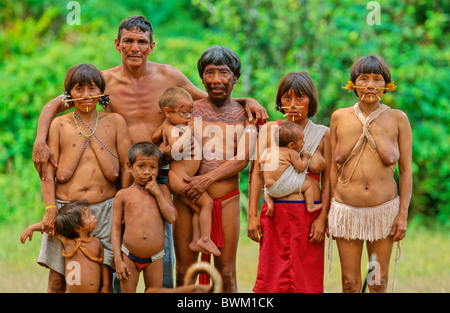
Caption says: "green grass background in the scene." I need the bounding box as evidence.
[2,219,448,293]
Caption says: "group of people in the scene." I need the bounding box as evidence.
[20,15,412,293]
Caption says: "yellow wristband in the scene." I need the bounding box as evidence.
[45,205,57,210]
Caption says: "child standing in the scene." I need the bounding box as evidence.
[21,201,110,293]
[152,87,221,256]
[111,141,176,292]
[261,121,322,216]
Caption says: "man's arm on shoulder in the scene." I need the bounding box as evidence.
[234,97,268,125]
[162,64,206,100]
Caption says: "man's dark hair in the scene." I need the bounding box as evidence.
[64,64,106,95]
[117,15,153,42]
[197,45,241,79]
[128,141,162,167]
[55,200,88,240]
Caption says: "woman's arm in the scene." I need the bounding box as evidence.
[40,120,60,234]
[309,130,332,243]
[33,95,73,179]
[329,112,340,199]
[247,123,277,242]
[115,115,133,189]
[390,111,412,241]
[247,159,264,243]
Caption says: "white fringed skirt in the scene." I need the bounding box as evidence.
[328,196,400,242]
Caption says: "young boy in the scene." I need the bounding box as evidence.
[260,121,322,217]
[152,87,221,256]
[111,141,177,292]
[21,201,110,293]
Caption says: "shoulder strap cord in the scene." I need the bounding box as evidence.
[338,103,390,186]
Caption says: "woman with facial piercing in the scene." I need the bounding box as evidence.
[37,64,132,292]
[329,55,412,293]
[248,72,331,292]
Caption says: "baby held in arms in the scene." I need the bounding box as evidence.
[152,87,221,257]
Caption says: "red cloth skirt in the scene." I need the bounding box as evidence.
[253,200,324,293]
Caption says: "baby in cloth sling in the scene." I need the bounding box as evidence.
[262,120,327,215]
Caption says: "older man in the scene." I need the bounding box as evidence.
[173,46,258,292]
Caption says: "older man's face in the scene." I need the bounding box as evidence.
[202,64,237,104]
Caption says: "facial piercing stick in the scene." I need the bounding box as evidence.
[62,94,107,103]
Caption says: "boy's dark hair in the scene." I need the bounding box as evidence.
[275,72,318,118]
[128,141,162,167]
[274,121,304,148]
[350,54,391,95]
[54,200,88,240]
[117,15,153,42]
[159,87,193,113]
[64,64,106,95]
[197,45,241,79]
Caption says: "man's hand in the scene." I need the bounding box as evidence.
[182,175,212,203]
[32,141,57,180]
[243,98,269,125]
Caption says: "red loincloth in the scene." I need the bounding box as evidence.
[253,200,324,293]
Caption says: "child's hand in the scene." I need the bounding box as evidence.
[115,260,131,281]
[263,194,275,218]
[20,228,33,244]
[145,175,161,196]
[300,150,312,159]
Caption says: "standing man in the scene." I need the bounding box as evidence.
[173,46,258,292]
[32,16,267,288]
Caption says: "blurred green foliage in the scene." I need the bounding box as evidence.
[0,0,448,226]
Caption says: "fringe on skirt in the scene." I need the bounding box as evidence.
[328,196,400,242]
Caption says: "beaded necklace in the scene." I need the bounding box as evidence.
[73,111,119,160]
[129,185,146,191]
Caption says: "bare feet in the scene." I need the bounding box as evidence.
[197,237,221,256]
[189,241,208,254]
